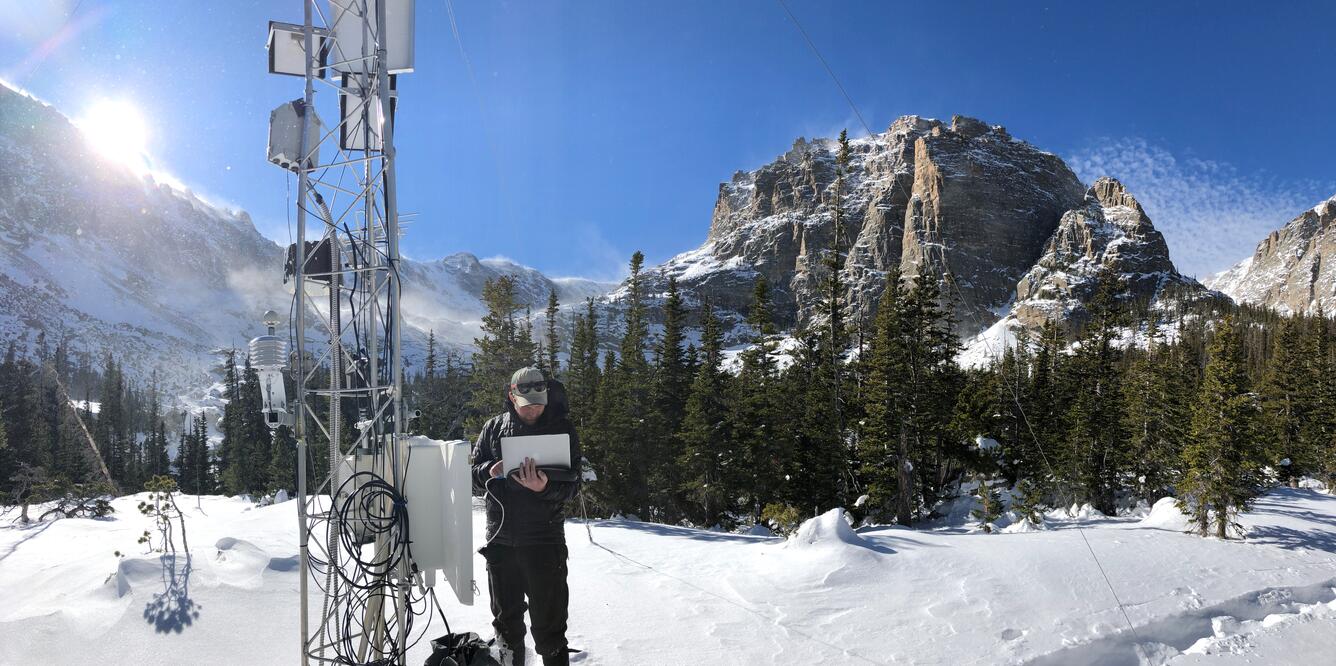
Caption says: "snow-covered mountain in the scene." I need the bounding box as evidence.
[1206,194,1336,315]
[0,84,613,396]
[398,252,615,356]
[0,84,290,394]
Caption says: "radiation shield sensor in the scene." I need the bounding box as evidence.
[249,311,292,430]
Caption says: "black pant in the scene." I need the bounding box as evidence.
[482,543,570,658]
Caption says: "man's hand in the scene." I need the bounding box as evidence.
[489,460,505,479]
[513,457,548,493]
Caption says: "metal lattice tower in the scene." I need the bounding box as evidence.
[273,1,413,663]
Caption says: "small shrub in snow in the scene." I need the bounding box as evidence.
[970,478,1003,533]
[1010,480,1046,526]
[7,463,48,524]
[35,478,115,520]
[762,502,802,537]
[137,476,190,556]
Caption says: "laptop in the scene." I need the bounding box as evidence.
[499,434,572,476]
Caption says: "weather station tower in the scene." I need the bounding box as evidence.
[257,2,473,665]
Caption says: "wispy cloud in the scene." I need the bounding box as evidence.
[557,223,631,284]
[1067,138,1335,279]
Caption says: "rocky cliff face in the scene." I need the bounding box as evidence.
[638,115,1090,342]
[1206,195,1336,315]
[617,117,1228,352]
[1012,177,1214,329]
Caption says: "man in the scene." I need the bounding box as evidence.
[471,367,581,666]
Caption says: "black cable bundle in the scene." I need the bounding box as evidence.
[297,469,449,665]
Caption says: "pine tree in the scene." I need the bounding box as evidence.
[825,131,851,483]
[238,356,273,494]
[789,331,845,516]
[1259,317,1318,487]
[219,349,247,494]
[175,415,214,495]
[543,289,561,376]
[96,355,130,487]
[1061,270,1127,515]
[859,268,910,523]
[583,349,620,514]
[648,276,691,519]
[1022,320,1065,486]
[565,298,602,431]
[424,330,439,379]
[970,476,1003,533]
[732,275,786,521]
[1011,479,1046,525]
[1309,311,1336,490]
[466,276,538,435]
[678,300,735,526]
[1178,316,1264,538]
[268,424,298,493]
[597,252,654,516]
[1121,321,1189,503]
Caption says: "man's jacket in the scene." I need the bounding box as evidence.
[471,390,581,547]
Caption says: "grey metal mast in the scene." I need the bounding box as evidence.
[268,2,414,663]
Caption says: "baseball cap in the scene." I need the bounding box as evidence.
[509,367,548,407]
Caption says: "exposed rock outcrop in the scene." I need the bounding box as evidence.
[1012,177,1215,329]
[641,114,1087,341]
[1207,195,1336,315]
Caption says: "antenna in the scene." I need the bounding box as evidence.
[262,3,459,665]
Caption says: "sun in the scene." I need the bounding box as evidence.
[77,99,149,170]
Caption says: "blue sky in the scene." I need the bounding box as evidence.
[3,1,1334,280]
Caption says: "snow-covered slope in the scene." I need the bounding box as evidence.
[0,83,289,394]
[1206,194,1336,315]
[0,84,613,396]
[398,253,615,360]
[3,485,1334,665]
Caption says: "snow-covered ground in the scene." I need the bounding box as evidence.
[3,486,1335,665]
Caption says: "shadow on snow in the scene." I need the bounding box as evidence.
[143,553,201,634]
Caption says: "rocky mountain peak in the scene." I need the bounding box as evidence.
[1088,176,1146,214]
[640,113,1093,343]
[1011,178,1215,330]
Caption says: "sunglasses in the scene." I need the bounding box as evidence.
[512,380,547,395]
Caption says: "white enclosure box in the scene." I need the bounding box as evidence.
[267,21,330,77]
[267,100,324,172]
[328,0,415,74]
[397,436,473,605]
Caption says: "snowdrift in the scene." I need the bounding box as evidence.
[787,508,872,550]
[1141,496,1193,531]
